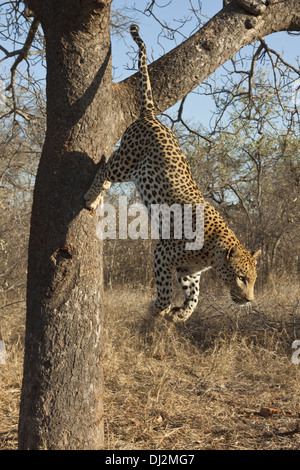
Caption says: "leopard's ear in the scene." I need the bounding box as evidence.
[252,249,262,264]
[226,245,239,260]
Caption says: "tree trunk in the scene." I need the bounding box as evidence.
[18,0,114,450]
[18,0,300,450]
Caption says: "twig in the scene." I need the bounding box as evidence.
[5,17,40,118]
[0,299,26,310]
[162,95,213,143]
[259,38,300,76]
[248,42,264,103]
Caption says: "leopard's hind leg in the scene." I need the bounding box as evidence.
[168,269,201,322]
[148,241,173,318]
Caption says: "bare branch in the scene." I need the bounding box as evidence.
[259,37,300,76]
[248,42,264,101]
[116,0,300,135]
[5,16,40,117]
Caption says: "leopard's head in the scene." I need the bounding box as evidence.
[218,245,261,305]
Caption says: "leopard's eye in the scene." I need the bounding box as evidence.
[238,276,247,284]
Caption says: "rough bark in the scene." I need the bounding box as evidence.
[18,0,114,450]
[18,0,300,450]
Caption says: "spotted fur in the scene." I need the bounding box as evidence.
[84,25,261,322]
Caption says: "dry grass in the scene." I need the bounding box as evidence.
[0,298,25,450]
[0,280,300,450]
[101,283,300,450]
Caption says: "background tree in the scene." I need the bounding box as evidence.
[0,0,299,450]
[183,69,300,283]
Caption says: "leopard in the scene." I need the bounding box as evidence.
[84,24,261,323]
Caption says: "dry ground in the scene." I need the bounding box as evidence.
[0,280,300,450]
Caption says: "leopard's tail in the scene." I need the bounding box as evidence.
[130,24,154,116]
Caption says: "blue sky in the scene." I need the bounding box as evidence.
[111,0,300,128]
[1,1,299,128]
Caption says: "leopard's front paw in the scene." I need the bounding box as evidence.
[84,192,102,211]
[102,181,112,192]
[164,307,190,323]
[148,300,171,319]
[84,181,111,211]
[85,198,101,211]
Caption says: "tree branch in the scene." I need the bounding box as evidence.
[6,17,40,116]
[114,0,300,138]
[259,37,300,76]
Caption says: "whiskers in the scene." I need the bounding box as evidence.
[230,293,253,311]
[241,301,252,312]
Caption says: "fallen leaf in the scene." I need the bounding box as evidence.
[259,406,281,417]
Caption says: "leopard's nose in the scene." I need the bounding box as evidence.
[245,294,254,302]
